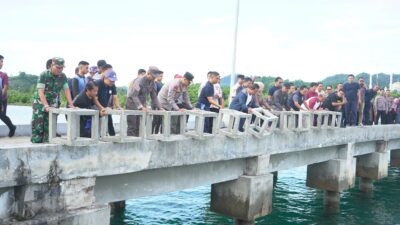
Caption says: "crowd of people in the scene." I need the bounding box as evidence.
[0,55,399,142]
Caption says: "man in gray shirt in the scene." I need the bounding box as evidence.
[272,83,290,111]
[158,72,194,133]
[125,66,163,136]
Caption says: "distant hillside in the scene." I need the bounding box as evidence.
[8,72,38,92]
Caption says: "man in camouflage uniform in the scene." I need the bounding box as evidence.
[31,57,74,143]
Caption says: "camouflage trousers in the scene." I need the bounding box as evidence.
[31,103,49,143]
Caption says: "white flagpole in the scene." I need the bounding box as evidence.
[230,0,240,102]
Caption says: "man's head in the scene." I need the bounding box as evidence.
[326,85,332,94]
[372,85,379,92]
[317,93,325,102]
[89,66,98,76]
[336,83,343,91]
[155,72,163,82]
[317,82,323,91]
[337,89,345,98]
[146,66,163,81]
[247,84,258,95]
[237,74,245,85]
[254,81,264,92]
[50,57,65,76]
[0,55,3,70]
[275,77,283,87]
[386,89,391,97]
[282,83,290,92]
[358,77,365,87]
[208,71,220,84]
[287,83,295,93]
[85,81,99,99]
[138,69,146,77]
[379,89,384,96]
[243,77,253,88]
[299,85,308,95]
[97,60,107,73]
[309,82,317,91]
[181,72,194,86]
[103,69,117,87]
[78,61,89,76]
[46,59,52,69]
[348,74,355,83]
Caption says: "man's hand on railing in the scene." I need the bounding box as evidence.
[179,108,185,112]
[99,108,107,116]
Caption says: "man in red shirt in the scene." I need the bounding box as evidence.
[0,55,16,137]
[305,82,318,100]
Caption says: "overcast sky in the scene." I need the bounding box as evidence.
[1,0,400,85]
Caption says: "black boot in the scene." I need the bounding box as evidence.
[9,125,16,137]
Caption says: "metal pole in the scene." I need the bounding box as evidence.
[230,0,240,102]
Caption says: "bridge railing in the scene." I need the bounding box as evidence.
[249,108,279,138]
[48,108,345,146]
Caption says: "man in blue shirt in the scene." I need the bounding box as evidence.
[343,74,361,126]
[267,77,283,104]
[196,71,222,133]
[230,84,259,132]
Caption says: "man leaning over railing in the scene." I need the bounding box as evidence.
[229,84,260,132]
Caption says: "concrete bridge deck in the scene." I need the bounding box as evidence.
[0,109,400,225]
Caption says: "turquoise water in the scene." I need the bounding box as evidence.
[110,166,400,225]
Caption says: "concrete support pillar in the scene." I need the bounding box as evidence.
[306,156,356,209]
[211,156,273,224]
[390,149,400,167]
[1,178,110,225]
[359,177,373,193]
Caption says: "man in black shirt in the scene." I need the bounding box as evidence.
[73,82,106,137]
[322,89,346,111]
[95,69,122,136]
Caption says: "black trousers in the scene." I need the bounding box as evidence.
[0,101,14,130]
[108,115,115,136]
[375,110,386,125]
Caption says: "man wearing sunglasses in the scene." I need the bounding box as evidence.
[31,57,74,143]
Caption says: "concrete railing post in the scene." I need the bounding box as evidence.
[100,109,145,142]
[146,110,187,141]
[185,110,219,139]
[49,108,99,146]
[249,109,278,138]
[218,109,251,138]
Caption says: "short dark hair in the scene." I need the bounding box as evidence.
[208,71,220,77]
[359,77,364,81]
[85,81,98,91]
[310,82,317,87]
[138,69,146,74]
[275,77,282,82]
[326,85,332,89]
[237,74,245,80]
[248,84,258,90]
[289,82,295,87]
[244,77,253,82]
[103,64,113,70]
[46,59,52,69]
[0,55,4,60]
[348,74,355,78]
[79,61,89,66]
[300,85,308,90]
[253,83,260,89]
[97,59,107,68]
[283,83,290,89]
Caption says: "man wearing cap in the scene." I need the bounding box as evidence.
[126,66,163,136]
[229,84,260,131]
[95,68,122,136]
[158,72,194,134]
[31,57,74,143]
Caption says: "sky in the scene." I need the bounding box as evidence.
[1,0,400,86]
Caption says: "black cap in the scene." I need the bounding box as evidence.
[244,77,253,82]
[184,72,194,81]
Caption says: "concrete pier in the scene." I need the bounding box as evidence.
[391,149,400,167]
[0,109,399,224]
